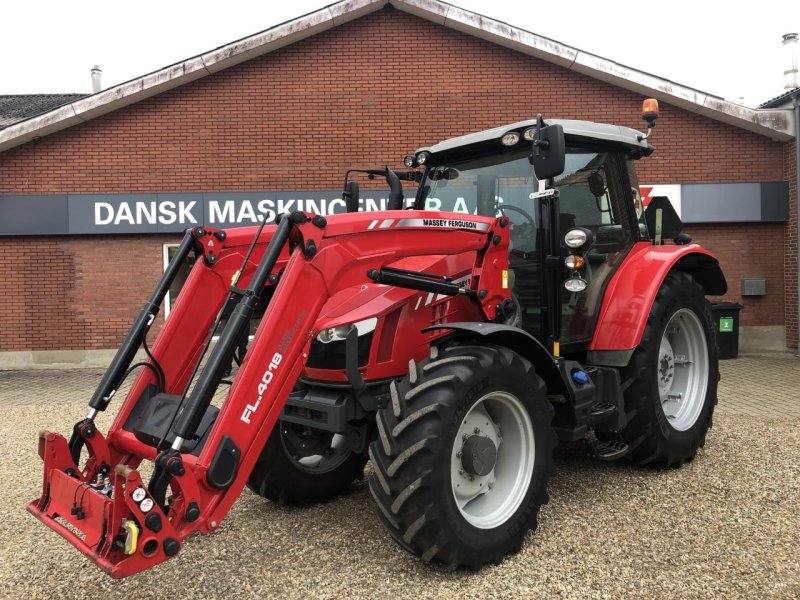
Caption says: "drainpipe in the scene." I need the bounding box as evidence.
[795,93,800,355]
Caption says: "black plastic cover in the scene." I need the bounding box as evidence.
[130,392,219,455]
[206,435,240,490]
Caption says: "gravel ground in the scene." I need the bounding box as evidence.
[0,360,799,599]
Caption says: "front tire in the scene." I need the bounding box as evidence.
[619,271,718,467]
[369,343,555,569]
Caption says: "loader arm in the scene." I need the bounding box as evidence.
[29,210,510,578]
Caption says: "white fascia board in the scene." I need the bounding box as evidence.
[396,0,794,141]
[0,0,794,155]
[0,0,384,154]
[437,2,576,68]
[571,51,794,141]
[200,2,375,73]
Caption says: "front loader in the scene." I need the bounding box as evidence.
[30,100,726,576]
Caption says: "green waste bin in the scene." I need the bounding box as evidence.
[711,302,743,360]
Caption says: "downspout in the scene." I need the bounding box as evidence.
[795,93,800,355]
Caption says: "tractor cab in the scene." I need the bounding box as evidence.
[407,115,653,354]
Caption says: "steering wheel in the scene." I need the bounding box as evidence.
[496,204,536,228]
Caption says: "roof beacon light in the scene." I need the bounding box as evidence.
[642,98,659,122]
[501,132,520,146]
[638,98,659,141]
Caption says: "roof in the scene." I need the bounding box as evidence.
[758,87,800,109]
[419,118,649,156]
[0,0,795,153]
[0,94,88,129]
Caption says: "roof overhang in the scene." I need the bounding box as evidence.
[0,0,795,155]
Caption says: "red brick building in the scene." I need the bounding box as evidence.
[0,0,797,367]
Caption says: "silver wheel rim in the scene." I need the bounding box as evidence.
[658,308,709,431]
[450,391,535,529]
[280,424,351,474]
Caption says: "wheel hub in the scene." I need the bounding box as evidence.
[657,309,710,431]
[450,392,534,529]
[461,434,497,476]
[658,337,675,397]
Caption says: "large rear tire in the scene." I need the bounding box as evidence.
[369,344,555,569]
[619,271,718,467]
[247,420,367,505]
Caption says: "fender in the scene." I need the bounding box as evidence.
[424,322,570,399]
[588,241,727,357]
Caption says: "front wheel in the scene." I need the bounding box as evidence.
[369,344,555,569]
[619,271,718,467]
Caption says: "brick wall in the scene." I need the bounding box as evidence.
[0,10,794,351]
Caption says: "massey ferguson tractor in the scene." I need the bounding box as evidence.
[29,100,726,577]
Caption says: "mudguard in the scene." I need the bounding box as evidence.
[588,241,726,353]
[424,322,569,399]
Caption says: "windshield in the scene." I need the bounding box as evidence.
[417,147,635,231]
[417,148,537,223]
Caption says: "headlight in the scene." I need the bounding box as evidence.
[415,152,430,166]
[403,155,416,168]
[316,317,378,344]
[564,276,588,293]
[523,127,536,141]
[501,132,520,146]
[564,228,589,249]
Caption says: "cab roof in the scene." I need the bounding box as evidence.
[416,118,650,158]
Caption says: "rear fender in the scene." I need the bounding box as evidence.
[424,323,569,399]
[588,242,726,355]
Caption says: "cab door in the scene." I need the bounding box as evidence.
[556,150,641,351]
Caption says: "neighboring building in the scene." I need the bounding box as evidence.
[0,0,797,367]
[0,94,88,129]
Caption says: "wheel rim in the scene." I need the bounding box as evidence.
[450,391,535,529]
[657,308,709,431]
[279,423,351,474]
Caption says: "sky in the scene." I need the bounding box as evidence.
[0,0,797,107]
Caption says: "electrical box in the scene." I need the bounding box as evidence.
[741,278,766,296]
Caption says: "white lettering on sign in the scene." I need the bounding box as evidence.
[92,200,198,226]
[206,197,393,224]
[95,202,114,225]
[209,200,236,223]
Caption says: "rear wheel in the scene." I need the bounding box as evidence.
[247,420,367,505]
[369,343,555,568]
[619,271,718,467]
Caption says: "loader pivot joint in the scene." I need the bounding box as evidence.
[68,418,94,466]
[149,449,184,510]
[290,211,310,224]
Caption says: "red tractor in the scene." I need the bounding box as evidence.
[29,100,725,577]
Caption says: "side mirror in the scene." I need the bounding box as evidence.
[384,167,404,211]
[343,180,360,213]
[530,119,565,181]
